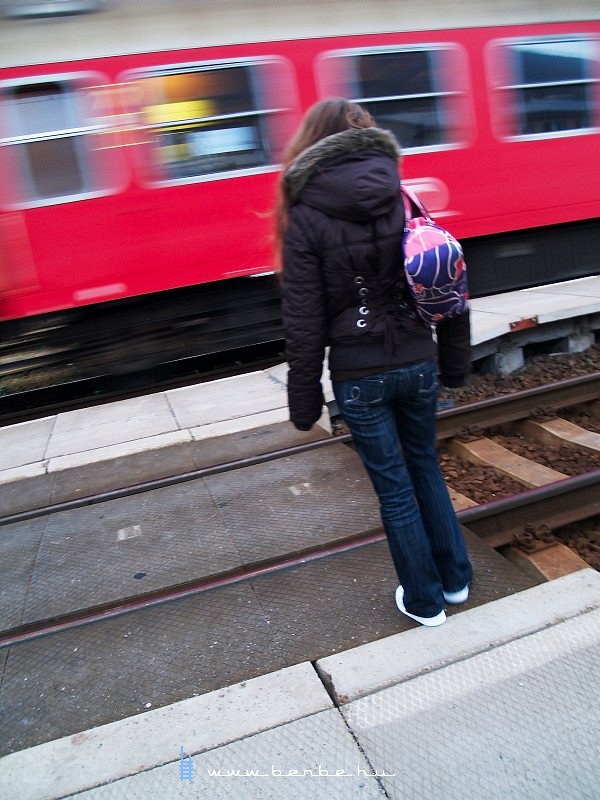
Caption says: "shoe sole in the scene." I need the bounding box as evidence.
[395,586,446,627]
[443,586,469,604]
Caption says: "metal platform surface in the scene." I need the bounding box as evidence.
[0,523,536,756]
[2,439,380,628]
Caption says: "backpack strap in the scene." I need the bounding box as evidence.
[400,185,432,222]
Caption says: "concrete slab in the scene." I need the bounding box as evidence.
[190,407,290,440]
[526,275,600,299]
[47,434,200,507]
[65,708,387,800]
[468,276,600,348]
[45,394,178,458]
[0,663,332,800]
[1,421,335,519]
[4,432,380,626]
[0,460,47,486]
[263,362,288,385]
[342,608,600,800]
[0,466,53,518]
[188,419,330,469]
[47,430,193,472]
[468,308,511,346]
[248,529,535,667]
[0,522,534,757]
[532,292,600,325]
[470,284,600,330]
[315,568,600,704]
[0,416,55,470]
[166,372,288,430]
[0,580,290,757]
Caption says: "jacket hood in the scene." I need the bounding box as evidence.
[284,127,402,222]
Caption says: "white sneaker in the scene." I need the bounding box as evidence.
[443,585,469,605]
[395,586,446,627]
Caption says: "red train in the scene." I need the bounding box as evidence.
[1,0,599,362]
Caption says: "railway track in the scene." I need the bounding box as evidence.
[0,277,285,426]
[0,341,285,428]
[1,373,598,648]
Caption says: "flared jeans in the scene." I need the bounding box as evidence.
[333,359,472,618]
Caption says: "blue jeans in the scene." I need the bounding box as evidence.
[333,359,472,618]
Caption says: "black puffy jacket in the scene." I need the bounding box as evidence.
[281,127,471,430]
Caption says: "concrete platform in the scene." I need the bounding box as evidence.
[1,276,599,517]
[1,569,598,800]
[468,274,600,347]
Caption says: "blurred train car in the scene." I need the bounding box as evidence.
[0,0,599,367]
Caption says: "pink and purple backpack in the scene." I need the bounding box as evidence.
[401,186,469,326]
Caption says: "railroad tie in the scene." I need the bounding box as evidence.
[446,486,478,510]
[521,418,600,454]
[502,541,590,582]
[448,437,568,488]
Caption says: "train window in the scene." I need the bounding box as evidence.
[123,60,296,182]
[4,83,83,197]
[316,46,472,150]
[489,38,600,138]
[0,0,106,18]
[0,75,125,206]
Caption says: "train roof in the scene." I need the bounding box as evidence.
[1,0,600,69]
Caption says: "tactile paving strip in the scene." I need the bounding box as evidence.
[0,530,536,756]
[63,709,388,800]
[342,609,600,800]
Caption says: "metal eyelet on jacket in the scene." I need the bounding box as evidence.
[354,276,364,285]
[358,287,369,297]
[359,306,369,315]
[356,319,367,328]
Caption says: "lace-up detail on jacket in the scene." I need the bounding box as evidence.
[347,218,420,355]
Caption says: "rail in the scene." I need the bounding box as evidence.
[2,371,598,526]
[1,372,599,650]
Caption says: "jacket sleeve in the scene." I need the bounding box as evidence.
[435,309,472,388]
[281,209,327,430]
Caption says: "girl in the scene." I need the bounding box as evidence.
[275,98,472,626]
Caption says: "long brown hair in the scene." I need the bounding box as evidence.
[273,98,375,269]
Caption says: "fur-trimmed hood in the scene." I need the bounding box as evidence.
[285,127,401,199]
[283,127,402,222]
